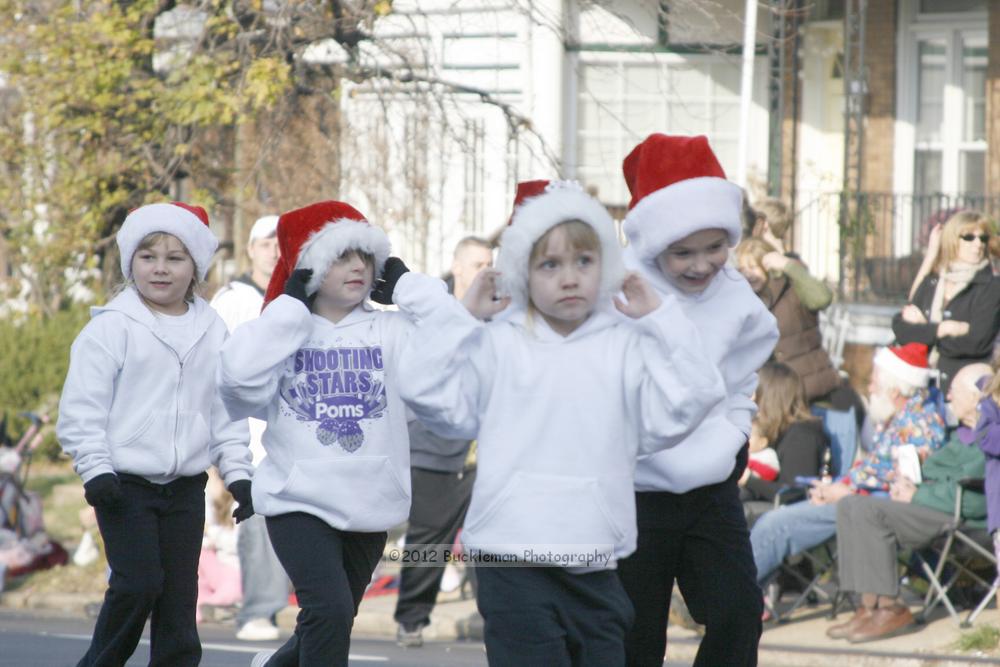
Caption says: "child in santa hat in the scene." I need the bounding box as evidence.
[57,202,254,667]
[614,134,779,667]
[391,179,727,666]
[217,201,413,667]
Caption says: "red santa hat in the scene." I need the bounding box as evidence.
[873,343,931,388]
[495,180,625,306]
[621,134,743,264]
[263,200,391,307]
[116,201,218,280]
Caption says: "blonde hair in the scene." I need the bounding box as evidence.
[734,237,778,273]
[114,232,201,302]
[987,355,1000,405]
[754,362,817,443]
[936,210,994,272]
[526,220,601,320]
[756,198,792,240]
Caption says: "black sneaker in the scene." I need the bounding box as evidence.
[396,622,425,648]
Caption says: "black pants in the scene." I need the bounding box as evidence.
[394,466,475,628]
[263,512,386,667]
[617,449,761,667]
[476,566,634,667]
[78,472,207,667]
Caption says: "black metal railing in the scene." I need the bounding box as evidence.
[795,191,1000,304]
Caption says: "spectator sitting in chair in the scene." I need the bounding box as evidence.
[750,342,947,589]
[828,362,992,643]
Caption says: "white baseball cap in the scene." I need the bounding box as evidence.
[249,215,279,241]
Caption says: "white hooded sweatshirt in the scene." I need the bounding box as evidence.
[393,272,726,568]
[624,247,779,493]
[57,287,253,487]
[217,295,412,532]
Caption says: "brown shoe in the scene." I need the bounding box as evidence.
[825,607,872,639]
[847,604,914,643]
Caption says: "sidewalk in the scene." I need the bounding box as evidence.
[5,584,1000,665]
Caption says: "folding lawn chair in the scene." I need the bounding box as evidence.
[765,405,859,623]
[914,477,998,628]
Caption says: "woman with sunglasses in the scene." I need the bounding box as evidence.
[893,210,1000,394]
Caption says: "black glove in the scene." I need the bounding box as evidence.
[228,479,254,524]
[371,257,410,305]
[83,473,124,509]
[284,268,314,308]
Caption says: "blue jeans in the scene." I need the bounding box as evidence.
[236,514,290,627]
[749,502,838,585]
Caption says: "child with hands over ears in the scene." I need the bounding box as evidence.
[615,134,779,667]
[57,202,254,667]
[217,201,413,667]
[392,180,727,667]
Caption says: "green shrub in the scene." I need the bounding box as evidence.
[0,306,91,460]
[955,624,1000,652]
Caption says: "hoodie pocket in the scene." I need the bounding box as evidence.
[277,456,409,530]
[465,472,627,552]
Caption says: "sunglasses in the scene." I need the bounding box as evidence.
[959,233,990,243]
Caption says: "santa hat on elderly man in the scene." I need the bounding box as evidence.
[116,202,218,281]
[495,179,625,307]
[262,200,391,307]
[873,342,932,388]
[621,134,744,265]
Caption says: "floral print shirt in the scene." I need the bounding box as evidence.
[842,389,946,493]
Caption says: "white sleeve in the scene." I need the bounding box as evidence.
[392,272,493,440]
[209,388,254,487]
[56,328,122,483]
[724,304,779,438]
[217,295,313,421]
[626,297,728,455]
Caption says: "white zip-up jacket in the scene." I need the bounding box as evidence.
[57,288,253,487]
[625,248,779,493]
[217,295,412,532]
[393,273,726,568]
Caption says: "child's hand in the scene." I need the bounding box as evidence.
[284,268,314,308]
[228,479,254,524]
[371,257,410,305]
[83,473,124,510]
[613,272,662,319]
[462,268,510,320]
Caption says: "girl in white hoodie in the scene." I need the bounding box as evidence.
[57,202,254,667]
[217,201,413,667]
[392,180,727,666]
[615,134,779,667]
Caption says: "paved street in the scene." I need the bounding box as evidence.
[0,608,700,666]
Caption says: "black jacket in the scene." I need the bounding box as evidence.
[891,265,1000,393]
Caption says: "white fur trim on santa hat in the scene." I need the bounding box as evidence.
[295,219,391,295]
[873,346,930,389]
[496,183,625,307]
[622,176,743,264]
[116,203,219,280]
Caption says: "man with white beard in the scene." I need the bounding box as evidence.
[826,362,992,643]
[749,343,947,591]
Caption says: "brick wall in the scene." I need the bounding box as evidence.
[861,1,895,194]
[987,2,1000,196]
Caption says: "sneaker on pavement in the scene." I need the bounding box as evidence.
[250,649,276,667]
[396,622,425,648]
[237,618,281,642]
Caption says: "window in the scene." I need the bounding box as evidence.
[575,57,743,205]
[911,32,986,198]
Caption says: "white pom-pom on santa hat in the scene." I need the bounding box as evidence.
[495,179,625,307]
[263,200,390,308]
[873,342,932,388]
[116,202,219,280]
[621,134,743,265]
